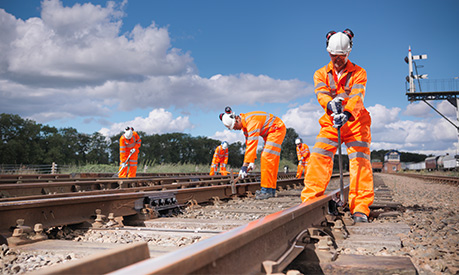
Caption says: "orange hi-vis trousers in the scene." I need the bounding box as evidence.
[296,162,308,178]
[260,124,286,189]
[301,110,374,216]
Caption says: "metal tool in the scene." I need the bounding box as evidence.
[114,150,134,177]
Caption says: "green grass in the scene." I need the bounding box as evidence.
[60,159,299,174]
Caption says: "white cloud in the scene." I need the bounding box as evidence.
[403,101,432,117]
[0,0,311,127]
[98,108,193,136]
[282,100,322,140]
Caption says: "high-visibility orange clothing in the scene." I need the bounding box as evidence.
[296,143,310,178]
[210,145,229,176]
[119,131,141,178]
[301,60,374,216]
[240,111,286,189]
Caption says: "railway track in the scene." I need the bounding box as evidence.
[390,172,459,186]
[1,172,456,274]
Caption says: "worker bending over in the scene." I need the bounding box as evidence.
[119,127,142,178]
[210,141,229,176]
[295,138,310,178]
[301,29,374,223]
[220,107,286,200]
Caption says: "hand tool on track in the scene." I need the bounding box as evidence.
[113,150,134,177]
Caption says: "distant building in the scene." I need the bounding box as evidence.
[384,150,401,173]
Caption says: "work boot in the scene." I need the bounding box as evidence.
[255,187,274,200]
[352,212,369,223]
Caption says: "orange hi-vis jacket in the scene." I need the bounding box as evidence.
[296,143,310,165]
[119,131,142,178]
[240,111,286,189]
[301,60,374,217]
[210,145,229,176]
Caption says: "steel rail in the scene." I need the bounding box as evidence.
[0,177,304,233]
[108,186,349,275]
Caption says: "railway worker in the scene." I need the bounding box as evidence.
[119,126,142,178]
[295,138,310,179]
[219,106,286,200]
[210,141,230,176]
[301,29,374,223]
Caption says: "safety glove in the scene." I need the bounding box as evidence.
[327,97,344,114]
[121,162,128,168]
[130,148,136,153]
[332,111,351,128]
[238,166,248,179]
[248,163,255,171]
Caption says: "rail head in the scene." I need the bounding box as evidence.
[108,186,349,275]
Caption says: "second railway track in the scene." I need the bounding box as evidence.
[0,172,457,274]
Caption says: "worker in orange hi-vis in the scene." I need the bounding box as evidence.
[210,141,229,176]
[301,29,374,223]
[119,127,142,178]
[295,138,310,178]
[219,106,286,200]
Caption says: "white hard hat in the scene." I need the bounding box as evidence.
[220,113,236,130]
[124,127,133,139]
[221,141,228,149]
[327,31,352,55]
[295,138,302,145]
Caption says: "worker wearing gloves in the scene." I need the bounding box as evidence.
[210,141,229,176]
[119,127,142,178]
[295,138,310,178]
[301,29,374,223]
[219,106,286,200]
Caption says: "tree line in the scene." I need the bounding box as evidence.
[0,113,302,167]
[0,113,429,169]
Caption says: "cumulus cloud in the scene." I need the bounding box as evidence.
[99,108,193,136]
[403,101,432,117]
[0,0,310,128]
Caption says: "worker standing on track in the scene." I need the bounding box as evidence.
[219,106,286,200]
[119,127,142,178]
[210,141,229,176]
[295,138,310,179]
[301,29,374,223]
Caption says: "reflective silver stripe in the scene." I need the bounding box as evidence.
[266,141,282,149]
[349,93,362,99]
[221,164,226,167]
[348,152,370,160]
[352,84,365,90]
[261,116,275,137]
[346,140,370,148]
[247,136,259,141]
[247,129,259,136]
[315,82,327,89]
[262,148,281,156]
[211,164,216,168]
[311,147,334,158]
[316,137,339,147]
[327,72,336,95]
[317,91,332,96]
[120,145,126,148]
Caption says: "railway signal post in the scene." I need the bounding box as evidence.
[405,46,459,156]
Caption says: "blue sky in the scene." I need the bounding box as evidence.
[1,0,458,156]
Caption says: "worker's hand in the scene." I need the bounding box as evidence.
[327,97,344,114]
[121,162,128,168]
[248,163,255,171]
[130,148,136,154]
[238,166,248,179]
[332,111,351,128]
